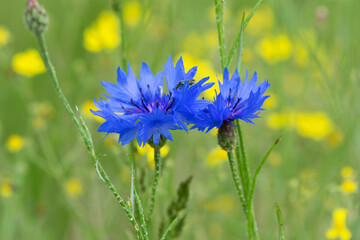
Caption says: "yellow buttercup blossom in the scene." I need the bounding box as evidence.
[6,135,24,152]
[206,147,227,167]
[0,26,10,46]
[137,144,169,169]
[243,5,274,36]
[256,34,293,64]
[296,112,334,140]
[1,179,13,198]
[341,167,354,179]
[84,11,120,52]
[341,180,357,194]
[326,208,352,240]
[12,49,46,77]
[65,178,83,197]
[124,1,142,27]
[80,101,104,122]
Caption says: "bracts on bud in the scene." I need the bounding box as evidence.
[148,135,167,149]
[24,0,48,35]
[218,120,236,152]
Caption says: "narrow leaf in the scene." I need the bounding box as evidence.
[135,190,149,240]
[129,154,135,214]
[275,202,286,240]
[160,216,179,240]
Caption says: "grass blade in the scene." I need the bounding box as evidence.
[275,202,286,240]
[135,190,149,240]
[160,216,180,240]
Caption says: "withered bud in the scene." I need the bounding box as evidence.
[24,0,48,35]
[218,120,236,152]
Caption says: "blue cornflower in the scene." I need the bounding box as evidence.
[192,68,270,133]
[91,56,214,146]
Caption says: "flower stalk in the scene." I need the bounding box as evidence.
[147,145,162,221]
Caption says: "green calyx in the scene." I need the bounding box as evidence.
[148,135,167,149]
[24,0,48,35]
[218,120,236,152]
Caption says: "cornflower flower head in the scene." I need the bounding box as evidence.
[192,68,269,150]
[92,56,214,147]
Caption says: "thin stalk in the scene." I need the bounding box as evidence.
[214,0,226,71]
[35,33,142,240]
[135,190,149,240]
[236,12,245,71]
[226,151,247,216]
[235,123,250,198]
[147,146,162,221]
[160,216,179,240]
[274,202,286,240]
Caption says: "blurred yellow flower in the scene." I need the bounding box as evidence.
[137,144,169,169]
[268,151,282,166]
[0,26,10,46]
[6,135,24,152]
[243,5,274,36]
[201,194,235,214]
[326,208,352,240]
[296,112,334,140]
[177,53,218,100]
[65,178,83,197]
[30,102,55,130]
[341,167,354,179]
[182,32,207,58]
[84,11,120,52]
[0,179,13,198]
[206,147,227,167]
[327,130,344,148]
[341,180,357,194]
[263,92,277,110]
[80,101,104,122]
[266,111,297,129]
[12,49,45,77]
[256,34,293,64]
[124,1,142,27]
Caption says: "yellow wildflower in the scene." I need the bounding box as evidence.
[243,5,274,36]
[201,195,235,214]
[296,112,334,140]
[80,101,104,122]
[256,34,293,64]
[266,111,297,130]
[65,178,83,197]
[124,1,142,27]
[84,11,120,52]
[268,151,282,166]
[326,208,352,240]
[0,26,10,46]
[341,180,357,194]
[12,49,45,77]
[206,147,227,167]
[1,179,13,198]
[341,167,354,179]
[327,129,344,148]
[176,53,218,100]
[6,135,24,153]
[137,144,169,169]
[263,92,278,110]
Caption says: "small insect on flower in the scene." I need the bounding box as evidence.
[91,55,214,147]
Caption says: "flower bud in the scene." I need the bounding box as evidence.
[218,120,236,152]
[148,135,167,149]
[24,0,48,35]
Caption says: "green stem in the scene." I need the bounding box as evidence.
[226,150,247,216]
[147,146,162,221]
[274,202,286,240]
[135,190,149,240]
[214,0,226,71]
[235,122,250,197]
[35,33,143,240]
[236,12,245,71]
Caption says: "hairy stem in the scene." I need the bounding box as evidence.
[214,0,226,70]
[147,146,162,221]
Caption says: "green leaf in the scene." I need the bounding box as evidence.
[275,202,286,240]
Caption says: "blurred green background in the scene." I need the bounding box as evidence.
[1,0,360,239]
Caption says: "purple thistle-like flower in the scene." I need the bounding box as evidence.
[91,56,214,146]
[191,68,270,133]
